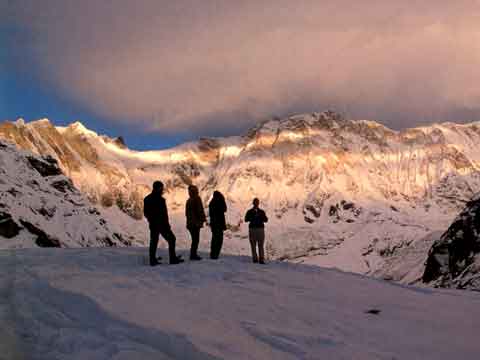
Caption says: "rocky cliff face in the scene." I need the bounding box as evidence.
[422,195,480,290]
[0,119,144,218]
[1,112,480,276]
[0,139,132,248]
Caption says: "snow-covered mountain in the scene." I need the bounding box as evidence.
[0,139,133,248]
[2,111,480,278]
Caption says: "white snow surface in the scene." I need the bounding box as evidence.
[1,247,479,360]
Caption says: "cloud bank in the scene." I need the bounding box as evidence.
[4,0,480,134]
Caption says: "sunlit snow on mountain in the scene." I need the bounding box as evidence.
[1,111,480,284]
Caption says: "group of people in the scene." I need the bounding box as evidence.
[143,181,268,266]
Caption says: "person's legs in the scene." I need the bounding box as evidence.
[211,229,224,259]
[149,228,160,266]
[216,230,224,258]
[210,228,217,259]
[257,228,266,264]
[249,228,258,263]
[160,228,178,263]
[189,227,201,259]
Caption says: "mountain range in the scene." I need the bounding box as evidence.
[1,111,480,285]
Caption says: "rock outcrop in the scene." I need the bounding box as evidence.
[423,196,480,290]
[0,212,21,238]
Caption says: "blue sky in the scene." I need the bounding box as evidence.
[0,70,188,150]
[2,1,480,150]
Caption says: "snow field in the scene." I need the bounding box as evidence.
[2,247,480,359]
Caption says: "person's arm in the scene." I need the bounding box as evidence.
[244,209,251,222]
[221,198,227,213]
[143,198,151,221]
[262,210,268,223]
[207,203,213,227]
[208,203,213,218]
[198,198,206,223]
[162,198,171,228]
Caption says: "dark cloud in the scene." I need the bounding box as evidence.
[3,0,480,134]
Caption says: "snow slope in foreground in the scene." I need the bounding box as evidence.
[1,248,480,360]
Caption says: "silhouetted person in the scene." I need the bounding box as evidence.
[144,181,183,266]
[208,191,227,259]
[185,185,206,260]
[244,198,268,264]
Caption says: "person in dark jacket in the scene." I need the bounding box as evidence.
[144,181,183,266]
[208,191,227,259]
[185,185,206,260]
[244,198,268,264]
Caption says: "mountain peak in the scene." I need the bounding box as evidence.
[14,118,26,127]
[65,121,98,137]
[246,110,346,138]
[30,118,53,127]
[68,121,88,132]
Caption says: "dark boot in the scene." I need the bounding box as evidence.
[160,228,180,265]
[170,256,184,265]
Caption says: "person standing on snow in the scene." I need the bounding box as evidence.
[185,185,206,260]
[144,181,183,266]
[208,190,227,259]
[244,198,268,264]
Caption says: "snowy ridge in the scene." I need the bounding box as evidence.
[0,139,133,248]
[2,111,480,279]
